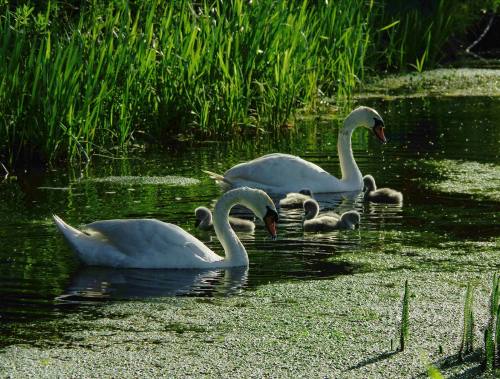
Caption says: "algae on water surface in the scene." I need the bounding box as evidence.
[419,159,500,202]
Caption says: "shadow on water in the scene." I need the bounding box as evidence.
[1,95,499,347]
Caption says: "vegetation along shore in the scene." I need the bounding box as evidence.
[0,0,496,164]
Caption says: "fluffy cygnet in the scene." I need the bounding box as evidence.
[279,189,313,208]
[363,175,403,204]
[302,199,360,232]
[195,206,255,233]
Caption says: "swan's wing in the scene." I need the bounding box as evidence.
[224,153,339,192]
[84,219,217,263]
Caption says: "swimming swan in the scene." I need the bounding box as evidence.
[195,206,255,233]
[278,189,313,208]
[363,175,403,204]
[303,199,360,232]
[204,106,386,193]
[53,187,278,269]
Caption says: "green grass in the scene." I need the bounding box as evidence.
[484,274,500,373]
[0,0,493,163]
[399,279,410,351]
[459,282,475,359]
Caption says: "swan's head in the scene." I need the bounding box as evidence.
[194,206,212,228]
[299,189,313,197]
[303,199,320,221]
[345,106,386,143]
[230,187,278,239]
[363,174,377,193]
[340,210,361,229]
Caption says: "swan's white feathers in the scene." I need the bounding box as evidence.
[83,219,218,266]
[224,153,341,193]
[53,187,277,269]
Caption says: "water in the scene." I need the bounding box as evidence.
[0,96,499,347]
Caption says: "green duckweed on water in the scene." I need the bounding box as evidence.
[419,159,500,202]
[359,68,500,99]
[0,270,495,378]
[83,175,200,187]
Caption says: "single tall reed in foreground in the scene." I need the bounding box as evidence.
[459,282,475,359]
[483,273,500,373]
[399,279,410,351]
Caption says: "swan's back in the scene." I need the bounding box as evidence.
[54,217,220,268]
[224,153,342,193]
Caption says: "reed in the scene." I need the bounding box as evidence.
[1,0,377,162]
[459,282,475,359]
[483,273,500,371]
[0,1,492,163]
[399,279,410,351]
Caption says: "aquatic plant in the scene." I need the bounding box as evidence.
[371,0,491,71]
[483,273,500,372]
[0,0,493,164]
[427,364,444,379]
[459,282,475,359]
[0,0,371,163]
[399,279,410,351]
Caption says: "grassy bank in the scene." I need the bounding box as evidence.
[0,0,494,164]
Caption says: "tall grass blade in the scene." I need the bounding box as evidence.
[399,279,410,351]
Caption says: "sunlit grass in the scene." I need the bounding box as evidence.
[399,279,410,351]
[0,1,491,163]
[459,282,475,359]
[0,1,373,162]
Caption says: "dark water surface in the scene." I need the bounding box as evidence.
[1,96,499,346]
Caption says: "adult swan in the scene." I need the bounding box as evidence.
[206,106,386,193]
[53,187,278,269]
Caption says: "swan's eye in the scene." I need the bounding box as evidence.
[373,118,384,128]
[265,206,279,222]
[372,118,387,143]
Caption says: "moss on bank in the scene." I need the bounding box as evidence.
[359,68,500,98]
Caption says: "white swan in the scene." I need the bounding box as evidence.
[302,199,360,232]
[195,206,255,232]
[204,106,386,193]
[363,175,403,204]
[278,189,313,208]
[53,187,278,269]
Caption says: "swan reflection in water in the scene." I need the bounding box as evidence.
[58,266,249,301]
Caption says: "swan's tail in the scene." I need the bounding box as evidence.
[53,215,85,240]
[52,215,90,258]
[202,170,233,187]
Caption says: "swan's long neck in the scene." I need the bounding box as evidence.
[213,192,248,267]
[338,121,362,187]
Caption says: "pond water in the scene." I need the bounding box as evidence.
[0,96,499,347]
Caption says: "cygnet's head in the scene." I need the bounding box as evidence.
[303,199,320,220]
[363,174,377,192]
[340,210,361,229]
[223,187,278,239]
[299,189,313,197]
[345,106,386,143]
[194,206,212,228]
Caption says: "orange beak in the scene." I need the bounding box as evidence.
[373,125,387,144]
[264,214,278,240]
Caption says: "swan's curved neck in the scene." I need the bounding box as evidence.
[338,119,362,186]
[213,192,248,267]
